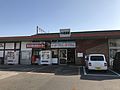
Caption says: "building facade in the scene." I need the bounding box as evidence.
[0,30,120,67]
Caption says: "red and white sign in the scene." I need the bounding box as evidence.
[51,42,76,48]
[26,42,45,48]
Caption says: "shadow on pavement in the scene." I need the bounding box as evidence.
[55,65,79,76]
[80,67,120,81]
[0,65,79,76]
[80,75,120,81]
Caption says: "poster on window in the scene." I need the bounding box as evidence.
[77,53,83,57]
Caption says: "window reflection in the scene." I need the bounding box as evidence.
[109,39,120,66]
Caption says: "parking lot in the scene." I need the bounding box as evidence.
[0,65,120,90]
[0,65,79,76]
[82,66,120,77]
[0,65,120,79]
[79,66,120,81]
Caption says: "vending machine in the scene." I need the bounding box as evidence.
[7,51,19,64]
[40,50,52,65]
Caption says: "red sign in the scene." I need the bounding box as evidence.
[26,42,45,48]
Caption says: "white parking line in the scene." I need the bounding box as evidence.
[0,71,19,80]
[26,66,56,75]
[83,66,87,75]
[78,66,81,75]
[26,66,49,73]
[27,72,54,75]
[108,68,120,77]
[82,66,120,77]
[85,74,119,77]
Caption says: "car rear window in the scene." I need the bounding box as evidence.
[90,56,104,61]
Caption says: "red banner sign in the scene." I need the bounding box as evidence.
[26,42,45,48]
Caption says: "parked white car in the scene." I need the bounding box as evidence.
[85,54,107,70]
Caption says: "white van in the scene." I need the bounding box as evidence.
[85,54,107,70]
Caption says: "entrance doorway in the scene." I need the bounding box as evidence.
[59,49,75,65]
[59,49,67,64]
[67,49,75,64]
[32,49,41,64]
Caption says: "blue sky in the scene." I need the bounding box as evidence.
[0,0,120,36]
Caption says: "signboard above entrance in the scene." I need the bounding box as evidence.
[51,42,76,48]
[26,42,45,48]
[60,29,71,37]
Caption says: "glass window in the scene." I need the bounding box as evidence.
[52,49,58,58]
[109,39,120,47]
[90,56,104,61]
[5,43,14,49]
[21,51,31,60]
[16,43,20,49]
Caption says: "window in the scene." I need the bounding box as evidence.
[90,56,104,61]
[52,50,58,58]
[109,39,120,47]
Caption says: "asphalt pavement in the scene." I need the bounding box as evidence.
[0,65,119,90]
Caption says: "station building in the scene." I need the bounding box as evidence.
[0,29,120,67]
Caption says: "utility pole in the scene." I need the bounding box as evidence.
[36,26,39,34]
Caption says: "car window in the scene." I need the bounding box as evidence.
[90,56,104,61]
